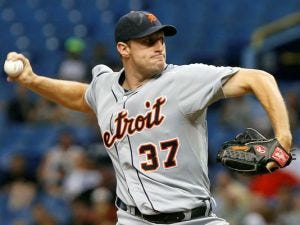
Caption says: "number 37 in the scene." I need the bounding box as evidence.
[138,138,179,172]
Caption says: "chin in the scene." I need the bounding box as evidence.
[156,60,166,69]
[152,64,165,75]
[145,59,166,76]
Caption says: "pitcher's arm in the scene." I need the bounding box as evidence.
[5,52,92,113]
[223,68,292,150]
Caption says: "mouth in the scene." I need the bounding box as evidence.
[152,54,165,60]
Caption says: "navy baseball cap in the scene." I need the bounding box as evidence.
[115,11,177,43]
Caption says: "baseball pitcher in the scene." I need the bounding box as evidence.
[4,11,292,225]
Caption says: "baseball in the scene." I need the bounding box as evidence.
[4,60,24,77]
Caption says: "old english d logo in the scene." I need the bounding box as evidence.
[146,13,157,23]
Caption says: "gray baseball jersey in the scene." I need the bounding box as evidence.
[85,63,238,223]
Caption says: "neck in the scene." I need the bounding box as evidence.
[122,72,149,90]
[120,61,166,90]
[121,65,151,90]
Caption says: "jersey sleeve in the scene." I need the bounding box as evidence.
[84,80,97,113]
[173,63,239,115]
[84,64,113,113]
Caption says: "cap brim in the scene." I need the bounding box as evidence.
[131,25,177,39]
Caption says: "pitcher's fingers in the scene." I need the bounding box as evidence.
[6,52,20,60]
[7,52,29,68]
[266,161,280,173]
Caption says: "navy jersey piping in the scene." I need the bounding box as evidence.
[123,92,156,212]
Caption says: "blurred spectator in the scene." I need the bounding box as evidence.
[282,147,300,181]
[0,178,38,224]
[50,105,93,127]
[285,90,300,131]
[71,187,116,225]
[6,86,35,123]
[219,97,253,130]
[91,187,117,225]
[58,37,88,82]
[249,170,299,199]
[276,187,300,225]
[88,42,121,81]
[212,170,250,225]
[0,153,36,189]
[63,151,102,200]
[32,203,58,225]
[275,185,296,214]
[30,97,95,127]
[86,143,116,191]
[38,131,84,192]
[36,189,72,225]
[29,96,96,127]
[219,96,272,136]
[29,98,66,125]
[0,177,72,225]
[241,195,275,225]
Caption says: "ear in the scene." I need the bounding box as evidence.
[117,42,130,58]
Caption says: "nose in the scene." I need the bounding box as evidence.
[154,37,164,50]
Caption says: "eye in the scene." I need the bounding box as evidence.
[139,36,165,47]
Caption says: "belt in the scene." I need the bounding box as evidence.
[116,197,212,224]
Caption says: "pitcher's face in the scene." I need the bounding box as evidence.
[124,31,167,78]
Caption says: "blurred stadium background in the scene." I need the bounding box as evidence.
[0,0,300,225]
